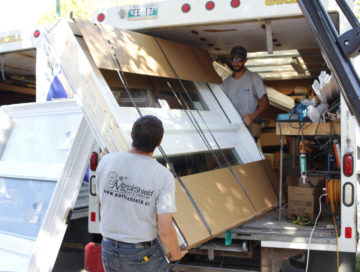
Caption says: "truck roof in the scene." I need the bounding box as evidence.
[92,0,347,55]
[91,0,347,81]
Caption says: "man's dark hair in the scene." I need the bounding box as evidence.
[230,45,247,61]
[132,115,164,153]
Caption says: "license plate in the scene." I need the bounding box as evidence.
[128,4,158,21]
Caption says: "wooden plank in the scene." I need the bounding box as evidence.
[0,82,35,95]
[276,120,340,135]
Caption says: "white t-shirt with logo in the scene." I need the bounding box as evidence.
[222,70,267,116]
[96,151,176,243]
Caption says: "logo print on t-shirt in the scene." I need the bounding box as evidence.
[104,171,153,206]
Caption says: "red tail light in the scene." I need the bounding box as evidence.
[97,13,105,22]
[343,153,353,176]
[90,152,98,171]
[345,227,352,239]
[181,3,191,13]
[90,212,96,222]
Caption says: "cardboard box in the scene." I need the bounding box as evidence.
[288,186,315,221]
[259,132,285,147]
[287,177,325,221]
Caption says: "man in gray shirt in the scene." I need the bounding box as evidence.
[96,115,186,271]
[222,45,269,131]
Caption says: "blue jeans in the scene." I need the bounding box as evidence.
[101,237,168,272]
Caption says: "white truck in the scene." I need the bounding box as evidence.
[0,0,359,271]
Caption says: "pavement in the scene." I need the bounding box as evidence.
[53,250,86,272]
[52,250,305,272]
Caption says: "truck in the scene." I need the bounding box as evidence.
[0,0,359,271]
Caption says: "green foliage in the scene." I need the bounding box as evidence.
[355,0,360,18]
[38,0,96,25]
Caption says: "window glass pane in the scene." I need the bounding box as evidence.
[157,149,241,177]
[101,70,208,110]
[1,112,82,165]
[151,77,209,111]
[0,177,55,239]
[112,88,161,108]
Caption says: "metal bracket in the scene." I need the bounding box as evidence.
[337,26,360,58]
[265,20,273,55]
[65,208,73,225]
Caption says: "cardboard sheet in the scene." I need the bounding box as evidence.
[192,47,222,83]
[232,161,278,214]
[155,39,218,83]
[174,160,278,249]
[75,19,221,84]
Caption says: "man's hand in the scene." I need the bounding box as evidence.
[169,249,188,262]
[99,147,109,160]
[158,213,186,262]
[243,94,269,126]
[243,113,255,126]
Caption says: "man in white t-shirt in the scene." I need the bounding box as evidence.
[222,45,269,135]
[96,115,187,272]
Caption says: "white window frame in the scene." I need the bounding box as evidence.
[47,20,262,163]
[0,100,96,272]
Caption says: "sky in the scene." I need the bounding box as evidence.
[0,0,50,32]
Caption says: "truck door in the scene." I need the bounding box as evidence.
[0,100,96,272]
[298,0,360,125]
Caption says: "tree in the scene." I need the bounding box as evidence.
[355,0,360,18]
[38,0,94,25]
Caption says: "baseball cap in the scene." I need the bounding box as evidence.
[230,45,247,62]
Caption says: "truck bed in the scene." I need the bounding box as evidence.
[233,207,337,246]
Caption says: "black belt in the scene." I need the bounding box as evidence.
[103,237,157,248]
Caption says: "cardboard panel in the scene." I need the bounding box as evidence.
[76,19,220,83]
[183,168,256,234]
[76,19,175,78]
[173,182,212,247]
[174,160,279,249]
[191,47,222,84]
[232,161,278,214]
[103,25,176,78]
[75,19,116,71]
[156,38,213,83]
